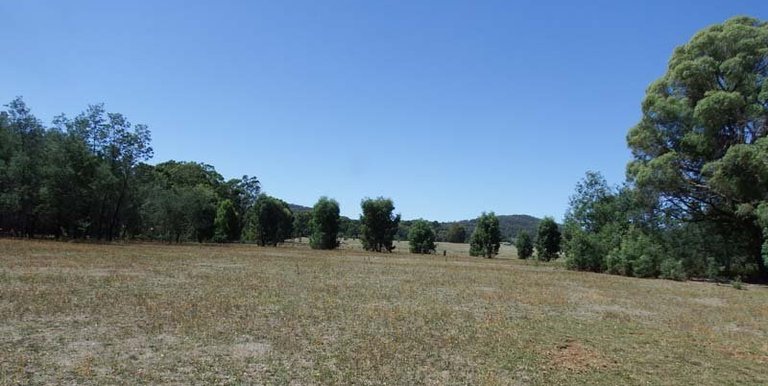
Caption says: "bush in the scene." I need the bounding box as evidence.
[244,195,294,246]
[309,197,340,250]
[469,212,501,258]
[659,258,687,281]
[515,231,534,259]
[408,219,436,254]
[634,254,659,278]
[535,217,561,261]
[564,230,606,272]
[446,224,467,243]
[359,197,400,252]
[615,228,663,278]
[605,249,627,275]
[213,199,239,242]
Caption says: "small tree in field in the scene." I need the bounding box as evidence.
[536,216,561,261]
[309,197,340,250]
[469,212,501,258]
[359,197,401,252]
[408,219,436,254]
[516,230,534,259]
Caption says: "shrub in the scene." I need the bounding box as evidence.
[615,228,663,278]
[446,224,467,243]
[515,231,534,259]
[469,212,501,258]
[659,258,687,281]
[408,219,436,254]
[359,197,400,252]
[309,197,340,250]
[535,217,561,261]
[213,199,239,242]
[564,230,606,272]
[605,249,627,275]
[244,195,294,246]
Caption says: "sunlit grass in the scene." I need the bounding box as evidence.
[1,239,766,384]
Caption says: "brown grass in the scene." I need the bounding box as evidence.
[1,239,767,385]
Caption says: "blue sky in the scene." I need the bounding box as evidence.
[3,1,767,221]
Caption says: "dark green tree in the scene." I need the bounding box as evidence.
[214,199,239,242]
[408,219,436,254]
[446,224,467,243]
[535,217,561,261]
[141,185,189,243]
[2,98,46,237]
[515,230,534,259]
[469,212,501,258]
[245,195,294,246]
[309,197,340,250]
[359,197,400,252]
[626,16,768,279]
[563,172,628,271]
[293,211,312,240]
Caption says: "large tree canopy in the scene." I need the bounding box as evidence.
[626,16,768,279]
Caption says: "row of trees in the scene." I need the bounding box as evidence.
[463,211,561,260]
[563,16,768,282]
[0,107,544,256]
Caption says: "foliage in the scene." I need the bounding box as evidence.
[309,197,340,250]
[359,197,401,252]
[535,217,561,261]
[626,16,768,280]
[0,98,268,244]
[563,172,632,271]
[408,219,436,254]
[339,216,360,239]
[469,212,501,258]
[515,230,533,259]
[293,211,312,239]
[214,199,239,242]
[446,224,467,243]
[660,258,687,281]
[244,195,294,246]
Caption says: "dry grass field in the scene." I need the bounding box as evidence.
[1,239,767,385]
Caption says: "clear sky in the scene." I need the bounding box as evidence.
[3,1,767,221]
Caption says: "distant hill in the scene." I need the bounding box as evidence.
[447,214,542,242]
[287,203,312,213]
[288,202,541,242]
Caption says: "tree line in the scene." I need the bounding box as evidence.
[0,104,544,253]
[0,103,549,252]
[561,16,768,282]
[0,102,560,256]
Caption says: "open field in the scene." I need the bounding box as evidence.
[1,239,767,385]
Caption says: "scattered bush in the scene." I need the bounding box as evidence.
[359,197,400,252]
[515,231,534,259]
[469,212,501,258]
[309,197,340,250]
[408,219,436,254]
[535,217,561,261]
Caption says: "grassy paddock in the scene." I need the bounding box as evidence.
[1,239,766,385]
